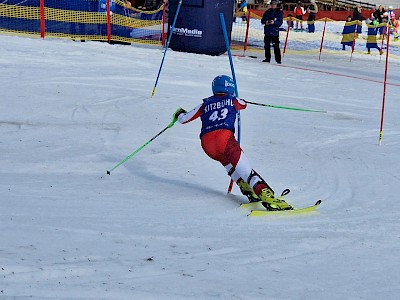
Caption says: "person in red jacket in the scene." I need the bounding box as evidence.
[173,75,293,211]
[294,1,306,31]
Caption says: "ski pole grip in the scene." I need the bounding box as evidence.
[171,107,186,125]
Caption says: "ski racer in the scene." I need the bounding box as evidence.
[173,75,293,211]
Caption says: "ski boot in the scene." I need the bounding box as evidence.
[258,186,293,211]
[238,179,260,203]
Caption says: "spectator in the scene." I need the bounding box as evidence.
[261,0,283,64]
[387,6,396,25]
[307,0,318,33]
[287,14,294,30]
[373,5,386,36]
[353,5,364,34]
[294,1,306,31]
[393,17,399,41]
[373,5,385,23]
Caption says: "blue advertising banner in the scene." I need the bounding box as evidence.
[168,0,234,56]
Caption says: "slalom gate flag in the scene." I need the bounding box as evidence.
[366,24,385,50]
[341,20,357,47]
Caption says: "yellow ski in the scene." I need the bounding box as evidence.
[241,200,322,217]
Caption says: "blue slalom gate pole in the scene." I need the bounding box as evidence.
[219,13,240,128]
[151,0,183,97]
[220,12,240,193]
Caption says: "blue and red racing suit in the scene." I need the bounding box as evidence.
[178,94,245,165]
[178,94,267,193]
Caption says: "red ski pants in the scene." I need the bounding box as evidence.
[200,129,242,167]
[201,129,267,194]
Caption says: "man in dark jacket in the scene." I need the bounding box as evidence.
[261,0,283,64]
[373,5,386,36]
[353,5,365,34]
[373,5,385,23]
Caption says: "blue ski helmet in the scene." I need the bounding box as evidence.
[212,75,236,96]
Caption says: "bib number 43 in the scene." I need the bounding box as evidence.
[209,108,228,122]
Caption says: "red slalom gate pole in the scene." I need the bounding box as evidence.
[283,17,291,57]
[379,26,390,145]
[319,18,327,61]
[107,0,111,43]
[161,0,167,47]
[350,22,358,62]
[39,0,45,39]
[243,9,251,56]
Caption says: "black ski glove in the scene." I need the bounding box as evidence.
[173,107,187,120]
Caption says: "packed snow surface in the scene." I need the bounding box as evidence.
[1,35,400,299]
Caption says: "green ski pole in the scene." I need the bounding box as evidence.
[106,109,182,175]
[245,100,327,113]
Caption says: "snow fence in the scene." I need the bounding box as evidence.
[0,0,164,45]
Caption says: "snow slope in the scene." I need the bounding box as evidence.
[1,35,400,299]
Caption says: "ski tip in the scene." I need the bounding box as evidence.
[315,200,322,205]
[106,170,111,175]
